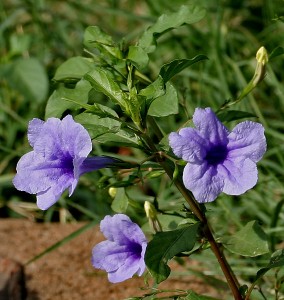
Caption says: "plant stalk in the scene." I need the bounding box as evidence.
[162,166,242,300]
[141,132,243,299]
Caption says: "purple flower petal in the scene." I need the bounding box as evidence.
[13,152,64,194]
[92,242,129,272]
[100,214,147,246]
[107,243,147,283]
[169,128,208,163]
[37,173,74,210]
[28,118,44,147]
[193,108,229,145]
[32,116,92,160]
[220,157,258,195]
[92,214,147,283]
[227,121,266,162]
[13,115,116,210]
[169,108,267,202]
[183,163,224,203]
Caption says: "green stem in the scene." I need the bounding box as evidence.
[167,166,242,300]
[142,133,242,300]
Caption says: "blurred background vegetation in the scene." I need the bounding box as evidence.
[1,0,284,223]
[0,0,284,228]
[1,0,284,298]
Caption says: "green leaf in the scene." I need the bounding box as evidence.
[160,55,208,83]
[95,130,140,148]
[87,103,121,120]
[127,45,149,69]
[9,33,31,56]
[245,250,284,299]
[84,26,122,59]
[269,46,284,60]
[74,111,120,139]
[75,112,140,147]
[256,249,284,279]
[148,82,178,117]
[111,188,129,213]
[138,76,165,120]
[45,79,92,118]
[139,5,206,53]
[145,223,199,283]
[222,221,269,257]
[155,214,184,231]
[85,68,128,109]
[5,58,48,103]
[139,76,165,100]
[53,56,94,82]
[217,110,257,123]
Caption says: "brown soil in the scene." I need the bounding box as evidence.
[0,219,224,300]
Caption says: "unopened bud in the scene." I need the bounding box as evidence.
[144,201,156,219]
[221,46,269,108]
[144,201,162,232]
[253,46,268,87]
[108,187,117,198]
[256,46,268,65]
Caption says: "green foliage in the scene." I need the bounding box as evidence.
[179,291,220,300]
[53,57,94,82]
[256,249,284,279]
[159,56,208,83]
[222,221,269,257]
[45,79,91,118]
[145,223,199,283]
[244,250,284,299]
[148,82,179,117]
[85,68,128,108]
[111,188,129,213]
[3,58,49,103]
[84,26,122,60]
[127,46,149,70]
[138,5,206,53]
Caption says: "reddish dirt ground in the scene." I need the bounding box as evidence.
[0,219,224,300]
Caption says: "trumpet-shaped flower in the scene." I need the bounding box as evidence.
[13,115,115,210]
[169,108,266,203]
[92,214,147,283]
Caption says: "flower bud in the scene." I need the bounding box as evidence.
[256,46,268,65]
[253,46,268,86]
[108,187,117,198]
[144,201,162,232]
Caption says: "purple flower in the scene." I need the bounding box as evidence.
[92,214,147,283]
[169,108,266,203]
[13,115,115,210]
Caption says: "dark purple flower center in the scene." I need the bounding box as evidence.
[60,153,74,173]
[205,144,228,166]
[128,242,142,259]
